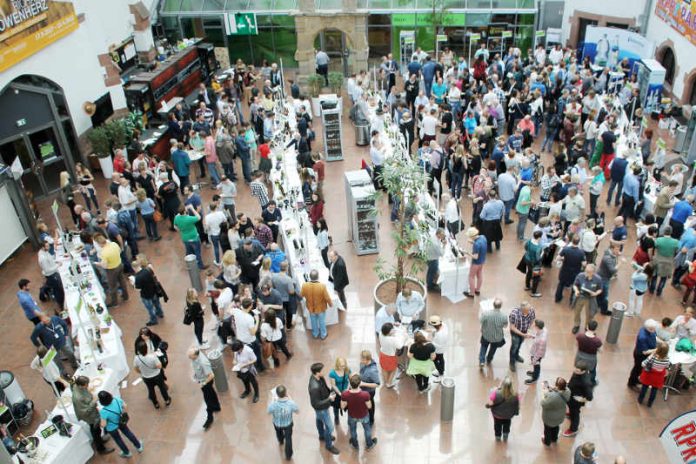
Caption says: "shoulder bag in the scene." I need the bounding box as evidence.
[183,304,193,325]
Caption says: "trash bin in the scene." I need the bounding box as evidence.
[185,254,202,292]
[355,124,370,146]
[674,125,688,153]
[606,302,626,344]
[206,349,229,393]
[0,371,25,405]
[440,377,455,422]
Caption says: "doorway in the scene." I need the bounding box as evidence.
[0,125,68,197]
[314,29,350,76]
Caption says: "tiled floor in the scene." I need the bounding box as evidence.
[1,93,693,464]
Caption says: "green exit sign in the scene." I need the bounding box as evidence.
[225,12,257,36]
[16,118,26,127]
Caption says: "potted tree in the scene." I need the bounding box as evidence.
[372,133,433,313]
[328,71,344,96]
[104,119,128,158]
[306,73,325,116]
[86,126,113,179]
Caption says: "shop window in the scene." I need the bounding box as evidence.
[660,47,675,85]
[469,0,491,7]
[162,0,182,12]
[518,0,534,7]
[491,0,517,7]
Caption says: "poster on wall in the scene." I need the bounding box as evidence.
[655,0,696,46]
[0,0,79,72]
[659,409,696,463]
[581,26,655,69]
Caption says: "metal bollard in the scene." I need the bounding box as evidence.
[440,377,455,421]
[185,254,202,292]
[206,349,229,393]
[606,302,626,344]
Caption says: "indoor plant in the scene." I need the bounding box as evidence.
[86,126,113,179]
[328,71,345,96]
[372,133,432,312]
[104,119,128,157]
[307,73,325,116]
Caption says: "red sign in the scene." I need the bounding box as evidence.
[660,410,696,463]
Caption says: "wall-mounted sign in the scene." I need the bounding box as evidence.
[0,0,79,72]
[501,31,513,39]
[535,30,546,38]
[224,12,257,36]
[655,0,696,47]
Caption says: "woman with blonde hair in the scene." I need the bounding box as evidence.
[221,250,241,292]
[75,162,100,213]
[328,357,351,424]
[184,288,207,348]
[259,256,272,286]
[485,376,520,441]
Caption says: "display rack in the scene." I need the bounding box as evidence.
[344,170,373,242]
[348,184,379,255]
[321,103,343,161]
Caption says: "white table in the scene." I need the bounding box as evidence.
[50,367,120,422]
[13,418,94,464]
[438,255,471,303]
[664,338,696,399]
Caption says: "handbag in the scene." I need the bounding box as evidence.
[106,401,129,426]
[528,206,540,224]
[153,210,163,222]
[261,340,276,359]
[183,306,193,325]
[150,270,169,302]
[516,256,527,274]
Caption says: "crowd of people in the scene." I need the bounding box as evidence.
[13,39,696,464]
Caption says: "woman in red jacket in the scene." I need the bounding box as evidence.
[637,341,670,407]
[309,192,324,233]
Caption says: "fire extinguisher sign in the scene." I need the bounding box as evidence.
[660,409,696,463]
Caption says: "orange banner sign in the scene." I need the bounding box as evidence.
[655,0,696,47]
[0,0,78,72]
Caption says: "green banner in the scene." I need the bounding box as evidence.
[436,34,448,42]
[535,30,546,38]
[501,31,513,39]
[392,13,466,27]
[470,33,481,41]
[41,346,57,368]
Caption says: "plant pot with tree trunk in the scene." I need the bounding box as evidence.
[86,126,113,179]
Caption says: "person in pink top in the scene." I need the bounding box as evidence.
[517,115,536,138]
[204,131,220,185]
[525,319,547,385]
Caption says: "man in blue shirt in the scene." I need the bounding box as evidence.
[619,167,640,221]
[627,319,658,388]
[507,129,523,153]
[466,227,487,298]
[171,142,192,193]
[670,195,694,239]
[479,190,505,253]
[234,129,253,183]
[267,385,299,460]
[31,314,77,371]
[17,279,44,325]
[421,56,436,97]
[407,57,421,77]
[497,171,518,224]
[607,155,628,207]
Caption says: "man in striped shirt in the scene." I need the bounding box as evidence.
[479,298,508,367]
[249,171,269,211]
[267,385,299,460]
[509,301,536,372]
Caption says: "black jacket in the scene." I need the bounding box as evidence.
[308,375,332,410]
[568,371,593,406]
[329,256,349,291]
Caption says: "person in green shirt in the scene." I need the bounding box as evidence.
[174,204,207,269]
[516,184,533,241]
[650,225,680,295]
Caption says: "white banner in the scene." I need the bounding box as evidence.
[582,26,655,69]
[659,409,696,463]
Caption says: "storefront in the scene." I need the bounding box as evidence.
[158,0,537,74]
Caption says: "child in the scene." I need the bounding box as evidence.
[627,263,652,317]
[525,319,547,385]
[611,216,627,251]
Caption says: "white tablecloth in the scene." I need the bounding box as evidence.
[50,367,120,422]
[438,255,471,298]
[56,240,129,382]
[13,418,94,464]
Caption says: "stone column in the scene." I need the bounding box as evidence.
[129,2,156,62]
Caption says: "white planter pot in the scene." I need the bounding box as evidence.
[311,97,322,117]
[97,155,113,179]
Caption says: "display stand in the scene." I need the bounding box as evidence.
[399,31,415,75]
[344,170,373,242]
[348,185,378,255]
[321,103,343,161]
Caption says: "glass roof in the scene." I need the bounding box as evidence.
[160,0,535,14]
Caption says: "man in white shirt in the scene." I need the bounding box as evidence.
[232,298,264,372]
[671,308,696,339]
[204,203,227,266]
[375,304,397,335]
[38,240,64,309]
[396,287,425,322]
[429,315,448,379]
[548,45,564,65]
[562,187,585,224]
[370,131,386,190]
[414,90,429,110]
[534,45,547,66]
[117,177,138,225]
[422,108,439,145]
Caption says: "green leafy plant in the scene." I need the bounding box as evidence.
[122,111,144,139]
[104,119,128,151]
[86,126,111,159]
[328,71,344,94]
[306,74,324,98]
[373,142,433,297]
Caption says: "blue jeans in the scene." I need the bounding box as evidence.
[314,409,334,448]
[450,172,463,199]
[479,338,500,364]
[309,311,327,339]
[426,260,439,289]
[607,179,623,206]
[207,162,221,185]
[348,415,374,448]
[184,239,204,268]
[142,213,158,239]
[240,155,252,183]
[210,234,221,263]
[503,199,514,222]
[541,128,558,152]
[141,297,163,323]
[108,424,141,455]
[509,333,524,364]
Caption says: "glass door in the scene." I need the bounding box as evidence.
[316,29,349,76]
